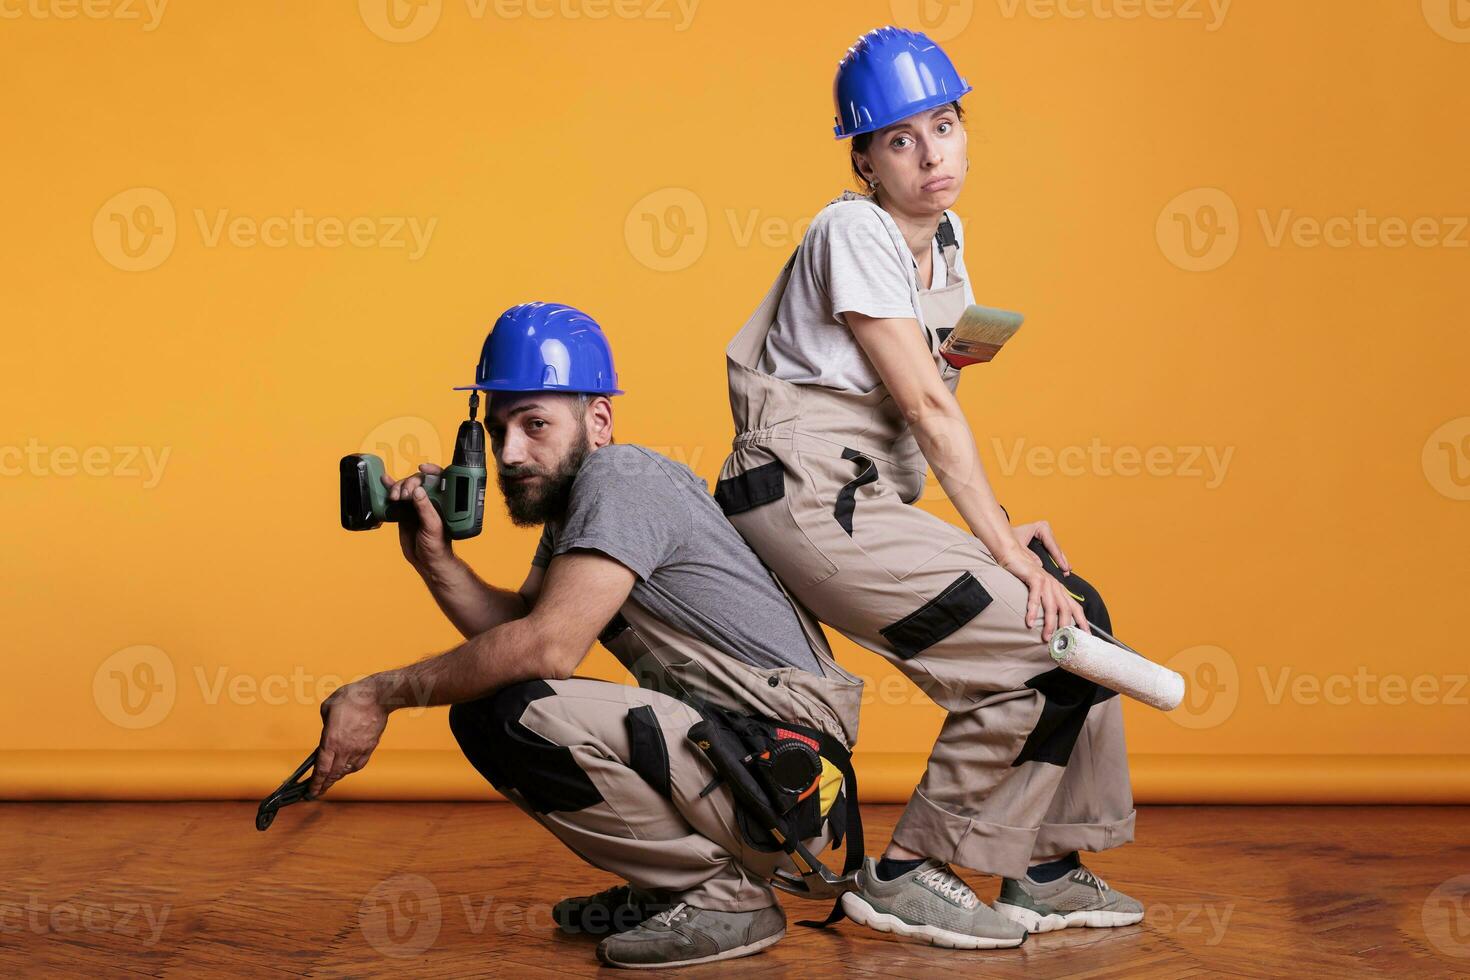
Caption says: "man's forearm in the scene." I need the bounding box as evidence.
[419,556,528,639]
[369,616,572,711]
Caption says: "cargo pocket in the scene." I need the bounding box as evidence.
[717,450,838,590]
[879,571,994,660]
[812,449,972,582]
[774,449,887,589]
[625,705,672,799]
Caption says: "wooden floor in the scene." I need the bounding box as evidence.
[3,803,1468,978]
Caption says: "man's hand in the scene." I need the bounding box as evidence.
[305,550,636,801]
[383,463,453,574]
[1011,519,1071,576]
[310,679,390,799]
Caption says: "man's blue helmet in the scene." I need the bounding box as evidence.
[832,26,972,140]
[455,302,623,395]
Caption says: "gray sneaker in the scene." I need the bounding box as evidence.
[553,882,672,937]
[595,902,786,969]
[994,865,1144,933]
[840,857,1027,950]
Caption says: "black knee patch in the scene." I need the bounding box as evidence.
[1011,667,1100,767]
[448,697,513,792]
[880,572,993,660]
[1025,539,1121,707]
[448,680,603,814]
[714,460,785,516]
[1027,537,1115,636]
[624,705,672,799]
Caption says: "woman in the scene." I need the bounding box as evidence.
[715,26,1143,949]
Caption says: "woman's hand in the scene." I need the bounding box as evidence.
[999,548,1090,644]
[1010,519,1071,575]
[841,311,1090,645]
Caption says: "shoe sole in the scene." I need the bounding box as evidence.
[595,928,785,969]
[840,893,1027,950]
[993,901,1144,933]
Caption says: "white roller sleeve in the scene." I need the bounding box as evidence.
[1048,627,1185,712]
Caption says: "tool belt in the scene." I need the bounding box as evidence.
[687,703,863,925]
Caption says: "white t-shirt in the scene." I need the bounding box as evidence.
[758,197,975,393]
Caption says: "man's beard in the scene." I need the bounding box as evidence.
[497,432,590,528]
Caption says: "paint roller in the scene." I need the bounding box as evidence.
[1049,625,1186,712]
[944,304,1184,712]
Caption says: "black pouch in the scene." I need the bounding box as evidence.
[687,703,864,925]
[714,709,829,851]
[687,702,858,852]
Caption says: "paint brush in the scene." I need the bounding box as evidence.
[940,304,1025,367]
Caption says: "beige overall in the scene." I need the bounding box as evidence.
[713,193,1135,879]
[449,585,865,912]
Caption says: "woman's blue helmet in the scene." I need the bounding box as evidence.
[833,26,972,140]
[455,302,623,395]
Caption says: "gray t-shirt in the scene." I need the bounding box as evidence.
[531,444,820,674]
[758,197,975,393]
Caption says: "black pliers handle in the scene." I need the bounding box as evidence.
[255,751,318,831]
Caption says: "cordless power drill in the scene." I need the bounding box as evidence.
[339,394,488,540]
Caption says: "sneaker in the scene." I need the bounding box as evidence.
[553,882,671,937]
[595,902,786,969]
[840,857,1027,950]
[994,865,1144,933]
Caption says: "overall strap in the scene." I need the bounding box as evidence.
[726,247,799,369]
[935,213,960,278]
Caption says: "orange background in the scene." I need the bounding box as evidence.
[3,0,1468,802]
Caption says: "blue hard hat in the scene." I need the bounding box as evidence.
[832,26,972,140]
[454,302,624,395]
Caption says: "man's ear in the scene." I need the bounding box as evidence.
[586,396,614,447]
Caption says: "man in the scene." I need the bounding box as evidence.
[312,302,886,969]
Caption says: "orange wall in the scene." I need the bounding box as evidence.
[3,0,1468,802]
